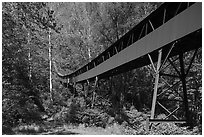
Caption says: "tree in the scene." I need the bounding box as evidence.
[2,2,60,127]
[50,2,161,113]
[91,2,160,113]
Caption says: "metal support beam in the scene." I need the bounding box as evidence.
[138,25,145,39]
[92,76,98,108]
[115,46,118,54]
[152,106,180,127]
[157,80,183,99]
[131,33,134,43]
[149,20,155,30]
[168,58,181,76]
[148,54,156,72]
[145,23,148,35]
[179,53,190,126]
[163,8,166,23]
[66,78,70,89]
[120,41,124,51]
[102,55,105,62]
[157,101,178,120]
[160,42,175,71]
[160,56,179,72]
[73,82,76,97]
[150,49,162,119]
[165,106,180,120]
[87,79,90,87]
[127,33,132,46]
[175,3,182,16]
[108,51,111,59]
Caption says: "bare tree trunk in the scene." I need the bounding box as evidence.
[26,28,45,112]
[27,32,32,81]
[48,28,53,102]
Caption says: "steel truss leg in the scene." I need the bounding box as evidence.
[150,49,162,120]
[84,77,98,108]
[92,76,98,108]
[179,53,190,127]
[146,46,199,131]
[73,82,76,97]
[146,49,162,131]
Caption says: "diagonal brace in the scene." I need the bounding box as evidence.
[157,101,178,120]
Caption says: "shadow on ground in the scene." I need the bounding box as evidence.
[3,125,80,135]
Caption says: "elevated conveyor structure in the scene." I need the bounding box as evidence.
[56,2,201,83]
[55,2,202,130]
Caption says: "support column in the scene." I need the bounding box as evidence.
[73,81,76,97]
[179,53,190,126]
[92,76,98,108]
[146,48,199,131]
[150,49,162,119]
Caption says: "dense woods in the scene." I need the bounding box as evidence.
[2,2,202,135]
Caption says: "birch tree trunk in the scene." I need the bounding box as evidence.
[27,31,32,82]
[48,28,53,102]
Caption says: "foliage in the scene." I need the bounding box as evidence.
[2,2,50,129]
[2,2,201,135]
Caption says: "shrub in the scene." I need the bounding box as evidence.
[64,97,81,124]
